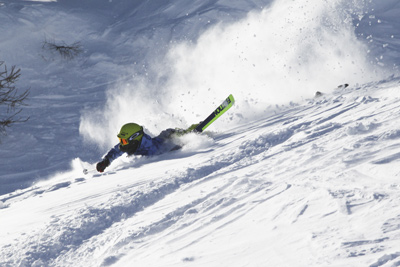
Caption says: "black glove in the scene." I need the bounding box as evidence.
[96,158,110,173]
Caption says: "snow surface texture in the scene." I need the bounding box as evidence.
[1,0,400,266]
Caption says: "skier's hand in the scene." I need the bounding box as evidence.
[96,158,110,173]
[175,123,199,136]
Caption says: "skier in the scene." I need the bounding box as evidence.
[96,122,197,173]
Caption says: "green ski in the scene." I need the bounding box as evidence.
[194,94,235,133]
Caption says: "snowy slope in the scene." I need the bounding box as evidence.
[2,79,400,266]
[1,0,400,266]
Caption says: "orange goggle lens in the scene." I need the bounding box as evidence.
[119,138,128,146]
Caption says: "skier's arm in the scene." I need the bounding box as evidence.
[156,128,176,139]
[96,144,124,172]
[104,144,124,162]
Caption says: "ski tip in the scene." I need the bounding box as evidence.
[228,94,235,104]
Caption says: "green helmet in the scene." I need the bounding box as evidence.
[117,123,144,147]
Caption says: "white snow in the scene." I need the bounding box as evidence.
[1,0,400,266]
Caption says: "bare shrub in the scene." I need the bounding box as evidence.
[0,62,29,137]
[42,39,83,60]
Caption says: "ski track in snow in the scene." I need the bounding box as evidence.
[2,79,400,266]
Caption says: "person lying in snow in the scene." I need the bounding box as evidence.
[96,122,198,173]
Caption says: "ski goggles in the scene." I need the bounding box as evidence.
[119,138,129,146]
